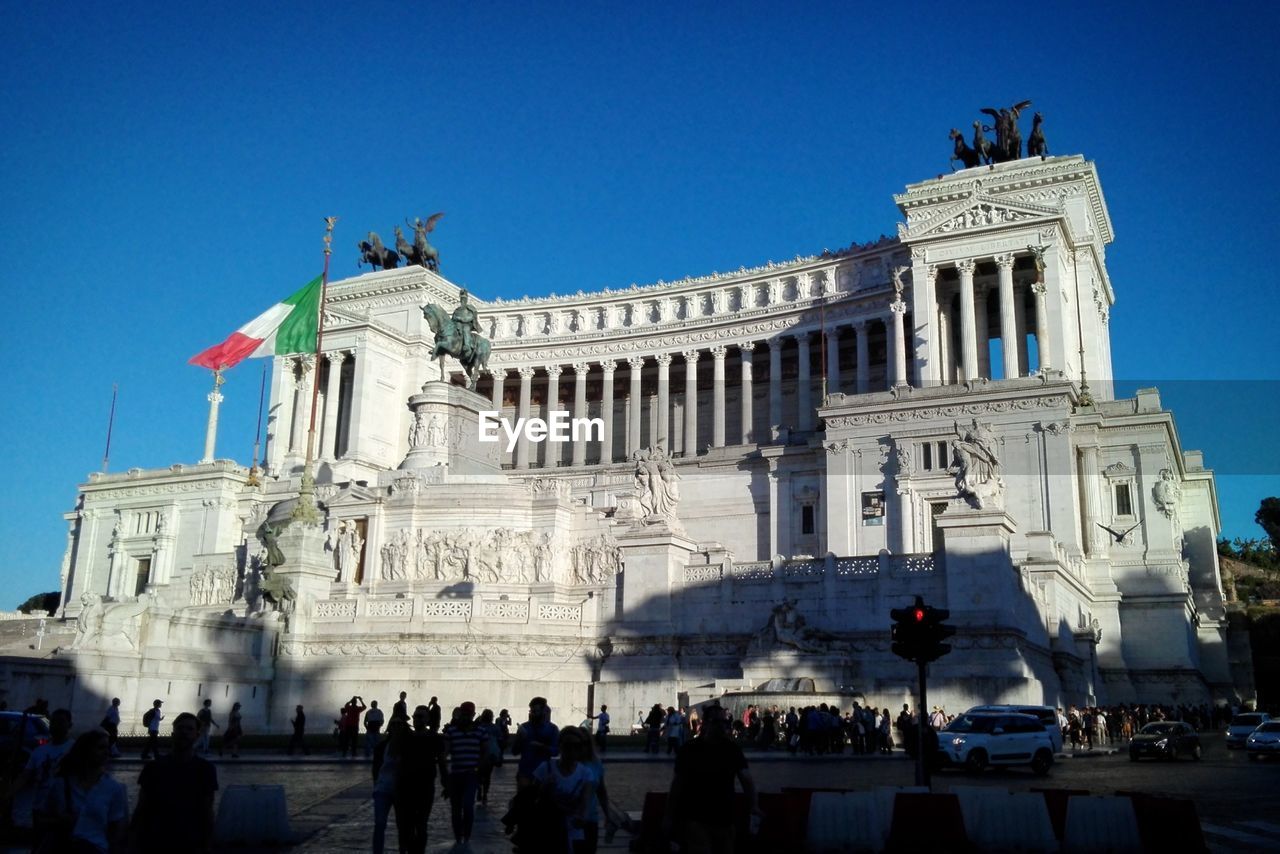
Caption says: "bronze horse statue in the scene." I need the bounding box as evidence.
[357,232,399,270]
[422,303,490,389]
[950,129,982,170]
[1027,112,1049,159]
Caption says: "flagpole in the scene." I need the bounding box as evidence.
[293,216,338,523]
[247,361,267,486]
[102,383,118,472]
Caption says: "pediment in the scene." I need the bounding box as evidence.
[325,483,385,506]
[901,193,1061,240]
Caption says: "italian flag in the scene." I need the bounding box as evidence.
[189,276,323,370]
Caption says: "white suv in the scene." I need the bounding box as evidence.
[965,704,1064,753]
[940,712,1055,775]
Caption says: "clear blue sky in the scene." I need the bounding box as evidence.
[2,2,1277,606]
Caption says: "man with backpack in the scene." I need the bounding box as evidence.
[141,700,164,760]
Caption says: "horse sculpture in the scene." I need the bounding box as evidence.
[258,569,296,615]
[422,302,491,389]
[1026,112,1049,159]
[950,129,982,170]
[357,231,400,270]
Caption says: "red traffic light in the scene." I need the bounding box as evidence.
[913,607,925,622]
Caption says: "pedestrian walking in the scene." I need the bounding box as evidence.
[364,700,385,758]
[141,700,164,760]
[664,703,762,854]
[288,705,308,755]
[133,712,219,854]
[196,699,220,756]
[398,704,449,854]
[588,704,610,754]
[223,702,244,758]
[443,701,484,847]
[40,729,129,854]
[370,718,408,854]
[100,698,122,758]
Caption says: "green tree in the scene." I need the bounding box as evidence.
[1258,497,1280,555]
[15,591,60,614]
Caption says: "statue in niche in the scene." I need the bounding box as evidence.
[952,419,1003,509]
[427,415,446,447]
[633,444,681,522]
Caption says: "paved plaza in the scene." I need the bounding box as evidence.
[3,741,1271,853]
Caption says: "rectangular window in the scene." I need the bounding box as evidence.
[922,443,933,470]
[1114,483,1133,516]
[801,505,815,535]
[134,558,152,597]
[862,492,885,526]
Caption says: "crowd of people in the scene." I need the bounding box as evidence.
[1,699,218,854]
[0,691,1245,854]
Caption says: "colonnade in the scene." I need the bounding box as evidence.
[270,351,353,472]
[928,253,1051,384]
[489,316,910,469]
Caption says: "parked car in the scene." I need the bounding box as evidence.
[965,704,1063,752]
[1129,721,1201,761]
[1245,721,1280,760]
[938,712,1054,775]
[0,711,52,769]
[1226,712,1272,749]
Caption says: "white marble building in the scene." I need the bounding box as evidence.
[13,154,1235,731]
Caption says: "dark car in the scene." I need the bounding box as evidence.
[0,711,52,772]
[1129,721,1201,761]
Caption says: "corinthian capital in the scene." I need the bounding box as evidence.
[956,259,976,276]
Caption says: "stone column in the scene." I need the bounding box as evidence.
[910,253,940,386]
[627,357,644,454]
[890,298,908,388]
[544,365,562,467]
[600,362,616,464]
[739,343,755,444]
[201,374,224,464]
[855,321,870,394]
[572,363,589,467]
[997,254,1020,378]
[1080,443,1108,558]
[266,355,294,474]
[490,366,506,411]
[975,285,991,379]
[937,304,952,385]
[655,354,671,450]
[321,352,346,459]
[957,260,979,381]
[682,350,699,457]
[1014,281,1031,373]
[711,345,727,447]
[825,326,841,396]
[1032,282,1052,371]
[768,339,783,433]
[767,457,780,557]
[515,367,534,468]
[796,334,813,431]
[288,355,314,468]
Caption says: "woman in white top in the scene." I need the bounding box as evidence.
[41,728,128,854]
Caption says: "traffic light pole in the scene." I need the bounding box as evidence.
[916,659,930,788]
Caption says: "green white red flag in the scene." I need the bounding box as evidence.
[189,276,322,371]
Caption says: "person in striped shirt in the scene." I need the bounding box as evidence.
[443,702,483,847]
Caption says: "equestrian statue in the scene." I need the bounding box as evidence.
[422,288,491,389]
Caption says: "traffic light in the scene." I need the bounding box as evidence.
[889,596,957,663]
[890,598,927,661]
